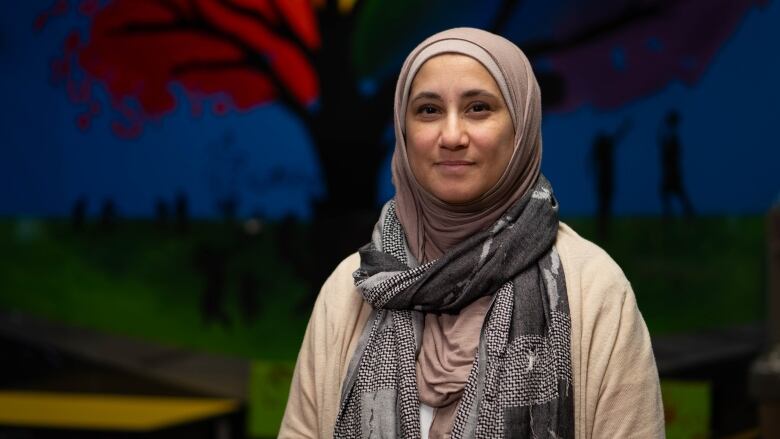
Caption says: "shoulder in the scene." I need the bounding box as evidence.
[321,252,361,296]
[555,221,631,303]
[311,252,370,340]
[555,222,636,338]
[316,252,363,314]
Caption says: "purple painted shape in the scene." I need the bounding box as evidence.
[555,0,643,40]
[547,0,768,112]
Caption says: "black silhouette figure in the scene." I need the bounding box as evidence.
[217,196,238,224]
[155,197,169,229]
[71,196,87,231]
[275,215,301,268]
[238,271,261,323]
[591,120,631,240]
[100,198,117,230]
[193,244,230,327]
[175,191,189,233]
[659,110,695,217]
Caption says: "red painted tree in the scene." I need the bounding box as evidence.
[41,0,399,213]
[43,0,319,135]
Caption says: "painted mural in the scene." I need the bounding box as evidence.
[1,0,778,437]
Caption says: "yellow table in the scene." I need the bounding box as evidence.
[0,391,239,432]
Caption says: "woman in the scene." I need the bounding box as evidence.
[280,27,664,438]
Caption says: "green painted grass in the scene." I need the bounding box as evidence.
[563,216,766,335]
[0,219,310,360]
[248,360,296,438]
[661,380,711,439]
[0,215,767,356]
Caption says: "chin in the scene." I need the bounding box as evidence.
[430,186,481,204]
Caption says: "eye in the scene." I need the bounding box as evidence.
[469,102,491,113]
[416,104,439,115]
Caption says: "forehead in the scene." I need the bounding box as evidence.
[410,54,500,93]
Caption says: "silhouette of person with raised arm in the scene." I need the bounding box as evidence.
[659,110,694,217]
[591,119,631,240]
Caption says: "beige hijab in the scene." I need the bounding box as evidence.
[392,27,543,263]
[391,28,544,437]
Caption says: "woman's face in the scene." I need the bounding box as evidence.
[405,54,514,204]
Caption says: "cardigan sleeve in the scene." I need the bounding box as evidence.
[557,223,664,438]
[588,280,665,438]
[278,253,368,439]
[278,278,329,439]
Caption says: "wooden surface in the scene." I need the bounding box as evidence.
[0,311,249,399]
[0,391,238,431]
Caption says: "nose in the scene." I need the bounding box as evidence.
[439,113,467,150]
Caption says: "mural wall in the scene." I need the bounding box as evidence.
[2,0,778,221]
[1,1,778,436]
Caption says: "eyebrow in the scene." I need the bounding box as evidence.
[463,89,498,99]
[409,89,499,104]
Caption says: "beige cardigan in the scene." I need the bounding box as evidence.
[279,223,665,438]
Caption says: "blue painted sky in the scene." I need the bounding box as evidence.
[536,0,780,215]
[1,3,322,219]
[1,1,778,219]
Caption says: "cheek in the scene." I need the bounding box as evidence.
[474,126,514,164]
[406,125,437,160]
[497,129,516,163]
[474,129,514,190]
[404,132,425,180]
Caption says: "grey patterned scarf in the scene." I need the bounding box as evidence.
[334,176,573,438]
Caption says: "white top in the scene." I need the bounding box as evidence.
[420,403,435,439]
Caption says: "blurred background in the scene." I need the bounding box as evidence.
[1,0,779,437]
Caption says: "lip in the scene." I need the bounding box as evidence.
[434,160,475,166]
[434,160,475,175]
